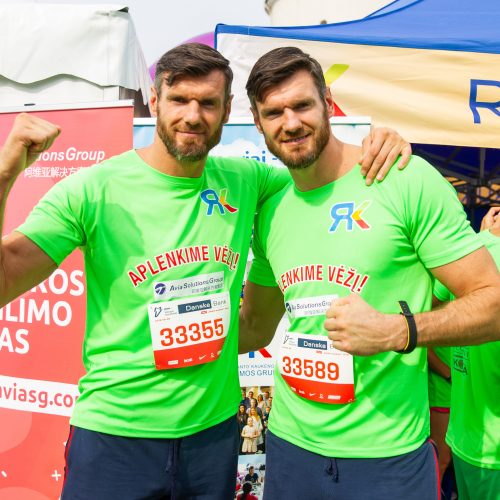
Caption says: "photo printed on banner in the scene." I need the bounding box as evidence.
[235,386,273,499]
[235,454,266,500]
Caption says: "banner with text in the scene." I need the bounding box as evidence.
[0,103,133,500]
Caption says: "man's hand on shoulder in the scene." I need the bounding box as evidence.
[0,113,61,183]
[360,126,412,186]
[480,206,500,232]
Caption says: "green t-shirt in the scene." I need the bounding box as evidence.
[435,230,500,469]
[428,346,452,408]
[18,150,289,438]
[249,156,482,458]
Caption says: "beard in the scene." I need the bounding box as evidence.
[156,111,224,163]
[264,111,331,170]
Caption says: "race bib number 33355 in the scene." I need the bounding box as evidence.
[278,331,355,404]
[148,291,230,369]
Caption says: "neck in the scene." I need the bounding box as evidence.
[290,135,361,192]
[136,135,206,178]
[489,227,500,237]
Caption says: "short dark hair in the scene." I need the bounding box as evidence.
[154,43,233,101]
[246,47,327,109]
[242,482,253,494]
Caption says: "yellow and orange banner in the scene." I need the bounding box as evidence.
[217,34,500,148]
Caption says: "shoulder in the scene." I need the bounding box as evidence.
[54,149,136,191]
[374,154,458,208]
[254,180,293,230]
[382,155,446,186]
[85,149,138,180]
[260,180,292,211]
[206,155,265,174]
[206,156,288,183]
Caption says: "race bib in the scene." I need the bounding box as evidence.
[278,331,355,404]
[148,291,230,370]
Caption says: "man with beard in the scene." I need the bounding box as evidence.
[239,47,500,499]
[0,43,410,499]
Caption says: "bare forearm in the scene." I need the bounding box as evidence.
[0,114,61,303]
[415,285,500,347]
[427,349,451,379]
[238,313,276,354]
[0,151,50,303]
[325,282,500,356]
[0,173,22,298]
[238,280,285,354]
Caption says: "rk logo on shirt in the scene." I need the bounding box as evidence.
[200,188,238,216]
[329,201,371,233]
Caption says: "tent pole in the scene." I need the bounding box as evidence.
[479,148,485,182]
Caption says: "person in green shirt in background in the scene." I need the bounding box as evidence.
[428,346,453,497]
[434,206,500,500]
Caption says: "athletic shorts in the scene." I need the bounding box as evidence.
[263,432,439,500]
[453,453,500,500]
[61,416,239,500]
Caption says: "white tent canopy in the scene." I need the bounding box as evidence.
[0,4,151,114]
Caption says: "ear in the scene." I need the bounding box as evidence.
[325,88,335,119]
[251,106,263,134]
[150,85,158,117]
[222,94,233,124]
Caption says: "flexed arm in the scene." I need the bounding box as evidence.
[0,113,61,306]
[324,247,500,355]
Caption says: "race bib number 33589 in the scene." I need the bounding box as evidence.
[278,331,355,404]
[148,292,230,370]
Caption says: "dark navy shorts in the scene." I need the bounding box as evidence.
[264,432,440,500]
[61,416,239,500]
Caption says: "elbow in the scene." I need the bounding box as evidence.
[491,285,500,341]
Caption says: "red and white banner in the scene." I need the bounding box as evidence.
[0,103,133,500]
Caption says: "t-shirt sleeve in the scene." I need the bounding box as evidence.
[256,164,290,209]
[433,280,454,302]
[16,171,87,265]
[400,156,483,268]
[479,229,500,266]
[247,208,278,287]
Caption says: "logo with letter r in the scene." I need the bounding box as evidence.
[470,79,500,124]
[200,188,238,216]
[329,201,371,232]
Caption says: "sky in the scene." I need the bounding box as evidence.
[0,0,270,66]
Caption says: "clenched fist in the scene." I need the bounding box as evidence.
[324,294,407,356]
[0,113,61,183]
